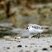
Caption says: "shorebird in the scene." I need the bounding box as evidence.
[26,24,49,38]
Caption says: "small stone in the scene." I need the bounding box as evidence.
[25,45,28,47]
[18,41,20,42]
[7,47,10,49]
[17,45,22,47]
[50,45,52,48]
[42,48,48,51]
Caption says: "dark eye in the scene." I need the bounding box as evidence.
[26,27,28,29]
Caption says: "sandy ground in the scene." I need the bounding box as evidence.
[0,37,52,52]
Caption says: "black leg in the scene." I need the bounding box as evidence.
[38,33,40,38]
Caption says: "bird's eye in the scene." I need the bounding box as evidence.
[26,27,28,29]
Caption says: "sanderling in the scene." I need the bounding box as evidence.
[26,24,49,38]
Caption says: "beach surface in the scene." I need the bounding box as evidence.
[0,37,52,52]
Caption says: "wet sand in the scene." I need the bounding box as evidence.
[0,37,52,52]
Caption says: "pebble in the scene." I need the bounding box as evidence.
[7,47,10,49]
[42,48,48,51]
[50,45,52,48]
[17,45,22,47]
[25,45,28,47]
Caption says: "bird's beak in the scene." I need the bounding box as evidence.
[26,27,28,29]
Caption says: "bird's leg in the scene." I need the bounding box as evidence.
[31,33,36,38]
[38,33,40,38]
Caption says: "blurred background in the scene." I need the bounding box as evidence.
[0,0,52,38]
[0,0,52,28]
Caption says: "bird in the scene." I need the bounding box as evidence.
[26,24,49,38]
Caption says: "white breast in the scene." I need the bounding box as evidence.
[28,27,44,34]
